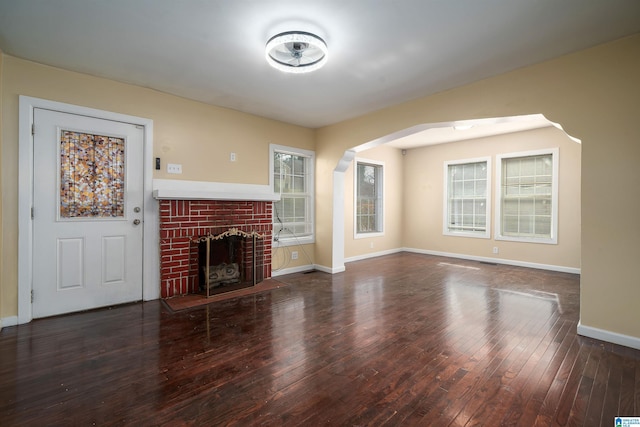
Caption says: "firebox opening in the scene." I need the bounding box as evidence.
[196,231,265,297]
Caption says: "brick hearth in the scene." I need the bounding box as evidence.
[159,200,272,298]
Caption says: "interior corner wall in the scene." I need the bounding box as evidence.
[0,55,315,319]
[403,126,581,270]
[315,34,640,343]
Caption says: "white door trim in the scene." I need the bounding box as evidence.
[18,96,159,324]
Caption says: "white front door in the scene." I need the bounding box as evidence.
[32,108,144,318]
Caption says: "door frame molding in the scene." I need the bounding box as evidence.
[18,96,159,324]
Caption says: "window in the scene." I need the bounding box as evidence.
[270,144,314,245]
[355,160,384,237]
[444,158,491,238]
[496,148,558,244]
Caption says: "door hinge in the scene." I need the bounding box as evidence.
[31,124,35,135]
[31,290,34,303]
[31,207,34,219]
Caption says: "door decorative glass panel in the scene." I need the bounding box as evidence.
[60,130,125,218]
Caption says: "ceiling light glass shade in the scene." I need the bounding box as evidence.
[265,31,328,73]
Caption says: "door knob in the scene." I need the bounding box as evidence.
[133,219,141,225]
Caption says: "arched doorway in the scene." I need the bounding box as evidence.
[332,114,581,273]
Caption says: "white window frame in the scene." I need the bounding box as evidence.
[495,148,559,244]
[354,158,384,239]
[270,144,315,247]
[443,156,491,239]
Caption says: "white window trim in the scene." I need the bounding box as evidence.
[443,156,492,239]
[270,143,315,247]
[354,158,385,239]
[495,148,559,244]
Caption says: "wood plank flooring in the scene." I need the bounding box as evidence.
[1,253,639,426]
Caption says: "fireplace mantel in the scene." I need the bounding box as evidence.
[152,179,280,201]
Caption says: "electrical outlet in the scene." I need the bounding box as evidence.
[230,152,236,162]
[167,163,182,174]
[493,247,499,254]
[370,242,374,249]
[291,251,298,260]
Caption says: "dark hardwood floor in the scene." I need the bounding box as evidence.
[1,253,639,426]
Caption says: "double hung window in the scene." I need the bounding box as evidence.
[271,144,315,245]
[443,158,490,238]
[496,148,558,244]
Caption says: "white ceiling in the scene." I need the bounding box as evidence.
[1,0,639,130]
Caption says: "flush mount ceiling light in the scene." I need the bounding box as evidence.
[265,31,328,73]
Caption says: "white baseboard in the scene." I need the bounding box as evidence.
[314,264,345,274]
[344,248,404,264]
[1,316,19,329]
[276,248,578,277]
[272,264,315,277]
[402,248,581,274]
[271,263,345,276]
[577,322,640,350]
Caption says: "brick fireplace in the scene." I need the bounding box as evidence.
[158,199,273,298]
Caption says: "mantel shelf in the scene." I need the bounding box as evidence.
[152,179,280,201]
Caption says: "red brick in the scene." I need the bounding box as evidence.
[161,249,185,258]
[162,260,186,269]
[159,199,274,297]
[162,272,184,280]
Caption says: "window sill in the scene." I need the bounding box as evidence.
[495,235,557,245]
[443,231,490,239]
[273,237,315,247]
[354,231,384,239]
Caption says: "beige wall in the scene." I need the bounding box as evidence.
[316,34,640,340]
[343,144,404,259]
[0,55,315,318]
[2,34,639,344]
[271,243,315,272]
[402,126,581,268]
